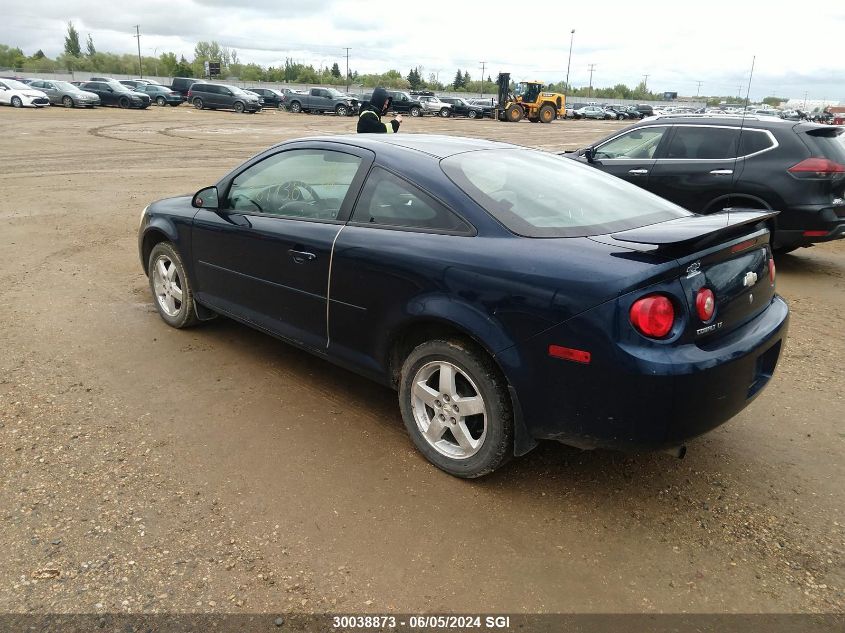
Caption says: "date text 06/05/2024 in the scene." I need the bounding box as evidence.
[331,615,512,629]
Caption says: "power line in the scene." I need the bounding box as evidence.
[695,80,703,96]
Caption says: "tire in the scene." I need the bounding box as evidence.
[505,104,523,122]
[289,101,302,113]
[399,339,513,478]
[148,242,199,329]
[156,96,166,106]
[335,104,349,117]
[62,96,74,108]
[467,109,478,119]
[440,108,450,118]
[119,97,130,109]
[193,98,204,110]
[11,96,23,108]
[538,104,555,123]
[410,106,421,117]
[234,101,245,113]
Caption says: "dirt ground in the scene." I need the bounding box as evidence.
[0,105,842,616]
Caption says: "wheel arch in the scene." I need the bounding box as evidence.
[140,222,179,275]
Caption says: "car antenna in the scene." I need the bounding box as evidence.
[731,55,756,211]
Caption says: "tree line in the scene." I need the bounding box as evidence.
[0,22,791,103]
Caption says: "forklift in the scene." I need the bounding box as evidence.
[495,72,565,123]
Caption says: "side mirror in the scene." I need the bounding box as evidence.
[192,186,219,209]
[583,147,596,163]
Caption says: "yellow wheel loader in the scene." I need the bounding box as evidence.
[496,72,564,123]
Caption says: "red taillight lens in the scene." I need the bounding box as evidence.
[629,295,675,338]
[695,288,715,321]
[787,157,845,179]
[768,257,776,284]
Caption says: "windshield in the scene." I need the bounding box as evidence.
[54,81,78,91]
[3,79,30,90]
[327,89,345,97]
[441,149,690,238]
[107,82,133,93]
[231,87,247,95]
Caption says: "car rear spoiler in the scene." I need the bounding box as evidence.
[610,209,779,251]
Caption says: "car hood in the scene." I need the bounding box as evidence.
[74,91,99,99]
[22,90,47,98]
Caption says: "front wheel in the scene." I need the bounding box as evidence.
[398,339,513,478]
[148,242,199,329]
[11,96,23,108]
[335,104,349,116]
[234,101,245,113]
[62,96,74,108]
[467,109,478,119]
[119,97,130,109]
[410,106,421,117]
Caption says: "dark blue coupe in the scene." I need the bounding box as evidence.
[139,135,789,477]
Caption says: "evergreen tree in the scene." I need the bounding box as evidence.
[453,69,464,89]
[86,34,96,57]
[331,62,341,78]
[463,70,471,85]
[407,67,422,89]
[64,22,81,57]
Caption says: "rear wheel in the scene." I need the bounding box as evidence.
[156,96,166,106]
[440,107,450,117]
[62,96,74,108]
[193,98,204,109]
[399,339,513,478]
[539,104,556,123]
[410,106,422,117]
[289,101,302,113]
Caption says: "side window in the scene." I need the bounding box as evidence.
[738,130,773,156]
[351,168,471,233]
[666,126,740,159]
[595,127,668,159]
[226,149,362,221]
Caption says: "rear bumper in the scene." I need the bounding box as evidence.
[775,203,845,248]
[501,295,789,451]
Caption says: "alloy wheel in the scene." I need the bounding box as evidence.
[151,255,184,317]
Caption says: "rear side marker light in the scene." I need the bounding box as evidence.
[768,257,776,284]
[695,288,715,321]
[548,345,591,364]
[803,230,829,237]
[731,239,757,253]
[629,295,675,338]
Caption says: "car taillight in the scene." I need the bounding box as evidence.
[695,288,715,321]
[187,90,192,97]
[787,157,845,179]
[768,257,776,284]
[629,295,675,338]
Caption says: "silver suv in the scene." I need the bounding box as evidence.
[418,95,452,117]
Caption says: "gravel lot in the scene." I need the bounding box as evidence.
[0,106,842,615]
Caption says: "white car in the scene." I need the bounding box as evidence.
[417,95,452,117]
[0,78,50,108]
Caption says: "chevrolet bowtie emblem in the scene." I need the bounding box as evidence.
[743,271,758,287]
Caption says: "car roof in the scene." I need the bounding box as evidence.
[281,134,519,159]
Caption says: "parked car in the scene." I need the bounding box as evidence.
[188,83,261,113]
[79,81,151,109]
[139,134,789,478]
[385,91,424,117]
[285,87,358,116]
[417,95,452,117]
[574,105,611,120]
[0,78,50,108]
[603,106,627,120]
[564,115,845,253]
[25,79,99,108]
[440,97,484,119]
[635,104,655,117]
[170,77,199,99]
[246,87,284,108]
[136,84,184,106]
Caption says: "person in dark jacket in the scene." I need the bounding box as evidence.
[357,86,401,133]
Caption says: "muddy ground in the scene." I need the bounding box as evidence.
[0,106,842,615]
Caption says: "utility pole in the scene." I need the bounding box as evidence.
[343,47,351,92]
[695,80,703,96]
[479,61,486,97]
[642,73,650,91]
[133,25,142,78]
[803,91,808,110]
[565,29,575,92]
[587,63,596,98]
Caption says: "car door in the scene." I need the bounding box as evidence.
[647,125,745,212]
[191,143,374,350]
[585,125,670,187]
[0,81,10,105]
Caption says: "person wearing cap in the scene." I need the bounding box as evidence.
[357,86,402,133]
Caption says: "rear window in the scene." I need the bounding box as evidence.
[803,127,845,163]
[441,149,689,238]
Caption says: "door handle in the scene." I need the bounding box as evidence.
[709,169,734,175]
[289,249,316,263]
[628,169,649,175]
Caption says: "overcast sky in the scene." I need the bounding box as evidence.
[3,0,844,100]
